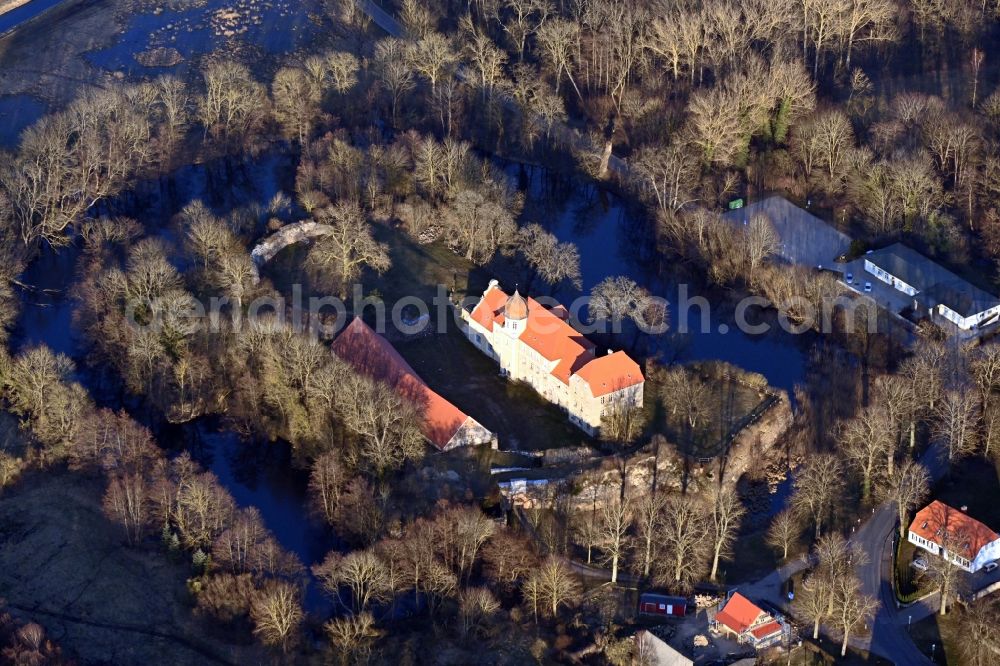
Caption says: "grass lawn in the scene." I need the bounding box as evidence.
[644,361,773,459]
[368,222,476,303]
[395,323,593,451]
[895,539,928,600]
[909,609,964,665]
[716,532,781,585]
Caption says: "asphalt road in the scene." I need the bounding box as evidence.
[847,443,947,665]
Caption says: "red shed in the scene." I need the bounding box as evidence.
[639,593,687,618]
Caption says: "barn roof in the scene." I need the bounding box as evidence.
[331,318,480,450]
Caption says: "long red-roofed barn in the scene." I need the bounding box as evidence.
[331,317,495,451]
[460,280,644,436]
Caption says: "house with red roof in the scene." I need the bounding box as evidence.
[908,500,1000,572]
[461,280,644,436]
[712,592,785,650]
[331,318,495,451]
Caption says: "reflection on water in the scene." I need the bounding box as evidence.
[183,419,335,610]
[13,243,77,357]
[0,94,45,149]
[521,165,809,394]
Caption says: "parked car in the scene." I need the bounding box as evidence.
[912,557,929,571]
[846,272,854,284]
[864,281,873,292]
[984,561,998,573]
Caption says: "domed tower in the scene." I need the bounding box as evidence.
[503,289,528,334]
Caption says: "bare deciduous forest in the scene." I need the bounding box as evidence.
[3,0,1000,664]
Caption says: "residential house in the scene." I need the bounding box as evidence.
[331,317,496,451]
[863,244,1000,330]
[908,500,1000,573]
[712,592,784,650]
[461,280,644,435]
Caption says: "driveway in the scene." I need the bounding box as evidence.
[847,443,948,664]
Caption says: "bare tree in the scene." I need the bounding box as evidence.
[314,548,388,612]
[833,575,877,656]
[199,60,268,145]
[272,66,321,144]
[308,450,345,525]
[103,472,150,546]
[528,556,581,618]
[933,387,980,468]
[631,144,699,213]
[499,0,551,61]
[335,373,425,477]
[877,459,930,540]
[871,374,918,472]
[633,492,666,577]
[589,276,667,346]
[959,598,1000,666]
[518,223,582,290]
[920,530,968,615]
[839,406,894,501]
[685,87,744,166]
[766,508,801,560]
[742,214,779,287]
[791,453,844,539]
[462,22,508,103]
[443,188,518,264]
[250,580,303,653]
[459,587,501,637]
[374,38,416,126]
[707,483,746,581]
[535,18,583,101]
[324,611,379,665]
[656,494,710,591]
[307,202,391,298]
[406,32,458,94]
[599,495,631,584]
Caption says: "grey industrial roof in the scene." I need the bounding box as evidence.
[722,196,852,268]
[865,243,1000,317]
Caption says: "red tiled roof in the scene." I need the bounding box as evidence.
[469,287,507,331]
[468,284,644,394]
[909,500,1000,559]
[331,318,471,450]
[750,620,782,641]
[520,298,595,384]
[716,593,765,634]
[575,350,644,397]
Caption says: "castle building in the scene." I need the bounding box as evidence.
[461,280,644,435]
